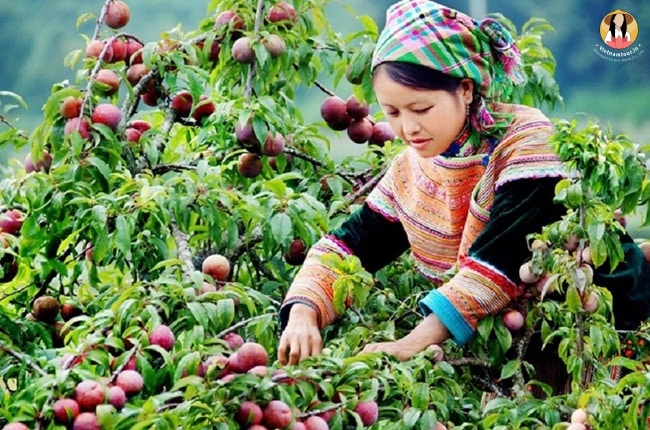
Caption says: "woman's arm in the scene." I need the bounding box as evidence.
[279,202,410,364]
[363,177,567,359]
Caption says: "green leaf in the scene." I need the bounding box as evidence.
[402,407,422,428]
[187,302,210,330]
[215,299,235,331]
[493,319,512,353]
[566,284,582,313]
[411,382,429,410]
[270,212,292,243]
[477,315,494,340]
[499,358,521,380]
[332,278,350,315]
[0,90,28,109]
[114,215,131,257]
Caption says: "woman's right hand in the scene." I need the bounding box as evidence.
[278,303,323,365]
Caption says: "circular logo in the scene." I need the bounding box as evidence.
[600,10,638,50]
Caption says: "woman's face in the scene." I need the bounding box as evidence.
[373,67,473,158]
[613,14,625,27]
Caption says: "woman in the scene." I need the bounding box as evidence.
[605,13,633,50]
[277,0,650,369]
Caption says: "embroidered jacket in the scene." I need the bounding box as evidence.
[280,103,650,344]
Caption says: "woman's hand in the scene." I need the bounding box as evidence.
[361,339,422,361]
[362,313,451,361]
[278,304,323,365]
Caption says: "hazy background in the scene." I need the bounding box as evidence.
[1,0,648,140]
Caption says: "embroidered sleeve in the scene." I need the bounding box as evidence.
[366,157,400,221]
[419,257,519,344]
[280,234,351,329]
[280,203,409,330]
[493,107,567,188]
[419,177,566,344]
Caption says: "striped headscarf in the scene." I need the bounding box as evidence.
[371,0,525,134]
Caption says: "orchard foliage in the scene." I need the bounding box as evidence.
[1,0,650,429]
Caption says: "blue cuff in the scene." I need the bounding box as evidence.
[419,290,474,345]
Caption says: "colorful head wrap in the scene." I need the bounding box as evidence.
[371,0,525,134]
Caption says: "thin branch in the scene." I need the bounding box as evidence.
[228,226,264,261]
[77,32,131,128]
[151,163,197,175]
[171,221,195,280]
[297,403,343,419]
[313,80,336,97]
[282,147,356,185]
[0,115,28,139]
[119,71,156,129]
[215,312,277,339]
[0,342,48,378]
[109,345,140,383]
[345,166,387,204]
[145,108,177,166]
[243,0,266,101]
[91,0,111,41]
[446,357,494,368]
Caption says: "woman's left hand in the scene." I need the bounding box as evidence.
[361,313,451,361]
[361,339,420,362]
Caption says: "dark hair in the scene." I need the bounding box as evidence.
[373,61,463,92]
[609,14,628,38]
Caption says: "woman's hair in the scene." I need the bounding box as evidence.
[609,14,628,36]
[373,61,463,93]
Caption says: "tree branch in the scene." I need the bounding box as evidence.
[214,312,277,339]
[171,221,195,280]
[0,342,48,378]
[151,163,196,175]
[345,166,387,204]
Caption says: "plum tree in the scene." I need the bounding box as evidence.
[232,36,256,64]
[268,2,297,26]
[92,69,120,96]
[354,401,378,426]
[92,103,122,130]
[0,1,648,429]
[108,386,127,410]
[170,91,194,118]
[228,342,269,373]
